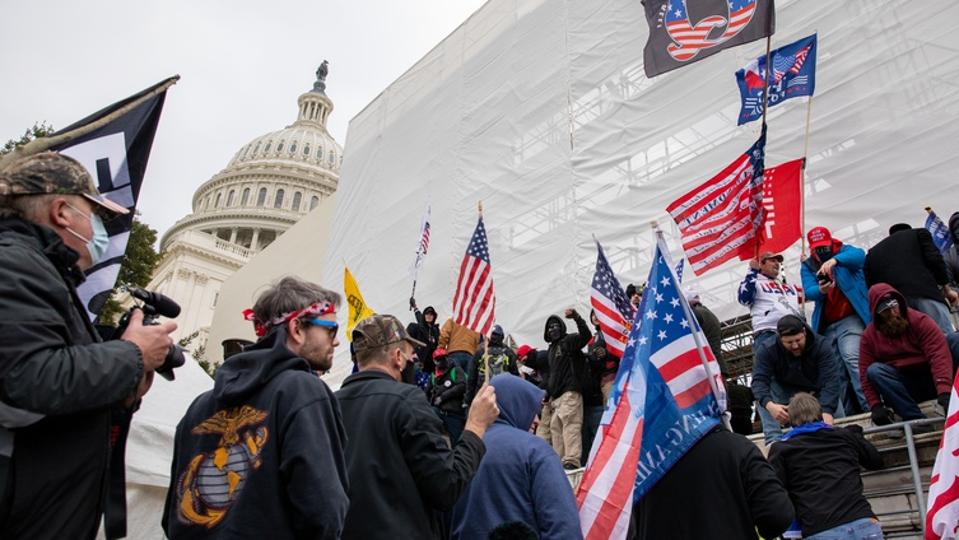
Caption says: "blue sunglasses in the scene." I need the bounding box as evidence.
[307,318,338,338]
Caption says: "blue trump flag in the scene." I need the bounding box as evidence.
[577,234,726,536]
[925,208,954,254]
[736,33,817,125]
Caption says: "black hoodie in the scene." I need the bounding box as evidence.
[945,212,959,286]
[542,314,592,399]
[162,328,349,539]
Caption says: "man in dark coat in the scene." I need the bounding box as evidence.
[163,277,349,539]
[630,427,794,539]
[864,223,957,333]
[408,299,440,378]
[751,315,843,445]
[542,308,591,469]
[451,374,581,540]
[336,314,500,539]
[466,324,518,405]
[768,393,883,539]
[0,152,176,539]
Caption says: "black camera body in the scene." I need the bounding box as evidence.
[114,288,185,381]
[816,272,833,285]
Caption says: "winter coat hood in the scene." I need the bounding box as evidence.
[213,326,312,405]
[490,374,544,431]
[543,315,567,342]
[867,283,907,319]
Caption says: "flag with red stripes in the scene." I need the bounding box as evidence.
[590,240,633,358]
[925,368,959,539]
[577,235,725,540]
[666,128,767,277]
[451,215,496,336]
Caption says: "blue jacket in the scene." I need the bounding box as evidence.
[800,244,871,333]
[451,374,582,540]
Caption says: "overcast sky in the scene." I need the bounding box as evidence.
[1,0,485,237]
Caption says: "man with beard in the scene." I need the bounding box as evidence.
[541,309,591,469]
[163,277,349,539]
[860,283,959,426]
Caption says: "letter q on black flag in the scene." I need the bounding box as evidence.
[642,0,775,78]
[48,77,177,320]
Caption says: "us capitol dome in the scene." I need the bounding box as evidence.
[147,63,341,345]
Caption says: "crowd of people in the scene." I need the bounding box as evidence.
[2,151,959,539]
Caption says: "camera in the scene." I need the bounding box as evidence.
[114,287,186,381]
[816,273,833,285]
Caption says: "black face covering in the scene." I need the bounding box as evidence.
[951,220,959,242]
[547,323,562,342]
[814,246,833,262]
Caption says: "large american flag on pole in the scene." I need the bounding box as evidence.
[451,215,496,336]
[590,240,632,358]
[577,234,726,539]
[666,128,767,276]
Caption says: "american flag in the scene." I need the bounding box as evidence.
[451,215,496,336]
[926,369,959,539]
[590,241,633,358]
[667,128,767,276]
[413,203,432,273]
[665,0,758,61]
[577,236,725,540]
[736,34,818,125]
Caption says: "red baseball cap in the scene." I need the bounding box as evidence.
[807,226,833,250]
[516,344,533,359]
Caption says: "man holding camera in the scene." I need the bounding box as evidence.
[800,226,871,414]
[0,152,176,539]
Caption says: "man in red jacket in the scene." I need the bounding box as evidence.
[859,283,957,426]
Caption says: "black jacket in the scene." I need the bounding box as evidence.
[407,308,440,372]
[630,427,794,540]
[162,328,349,539]
[336,369,486,540]
[543,314,591,399]
[0,219,143,540]
[751,325,842,415]
[429,366,468,415]
[864,227,950,302]
[692,302,726,377]
[768,425,882,537]
[466,337,518,405]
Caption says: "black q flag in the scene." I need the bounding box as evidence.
[642,0,775,78]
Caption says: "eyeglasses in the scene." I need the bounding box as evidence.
[307,318,338,338]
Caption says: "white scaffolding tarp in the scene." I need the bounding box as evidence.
[307,0,959,386]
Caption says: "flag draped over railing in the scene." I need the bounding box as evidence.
[667,127,767,276]
[577,234,726,540]
[451,213,496,336]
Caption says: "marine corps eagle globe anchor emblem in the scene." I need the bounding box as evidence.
[176,406,270,527]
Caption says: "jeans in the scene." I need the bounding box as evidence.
[581,405,604,465]
[447,351,473,374]
[756,379,788,445]
[865,362,936,420]
[823,315,868,413]
[908,296,956,333]
[805,517,883,539]
[434,407,466,443]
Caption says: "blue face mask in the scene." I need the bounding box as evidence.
[65,203,111,265]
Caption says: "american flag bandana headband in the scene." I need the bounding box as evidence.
[242,301,337,337]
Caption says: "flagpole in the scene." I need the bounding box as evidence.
[799,95,814,259]
[760,35,773,128]
[475,200,492,385]
[0,76,180,171]
[653,224,730,429]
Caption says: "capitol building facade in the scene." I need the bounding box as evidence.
[147,65,342,347]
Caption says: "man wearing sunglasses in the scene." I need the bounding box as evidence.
[0,152,176,539]
[163,276,349,539]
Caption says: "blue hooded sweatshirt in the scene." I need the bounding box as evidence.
[451,374,582,540]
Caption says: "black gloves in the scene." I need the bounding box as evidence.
[409,297,417,311]
[870,406,894,426]
[938,393,951,414]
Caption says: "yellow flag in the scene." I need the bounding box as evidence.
[344,266,376,341]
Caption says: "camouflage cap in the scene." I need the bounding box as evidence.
[0,151,129,215]
[352,314,426,353]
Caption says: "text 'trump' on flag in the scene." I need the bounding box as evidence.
[667,128,767,276]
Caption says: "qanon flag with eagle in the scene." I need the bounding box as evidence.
[643,0,775,78]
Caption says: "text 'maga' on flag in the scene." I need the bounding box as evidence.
[925,207,955,255]
[667,127,767,276]
[736,33,817,125]
[758,158,804,254]
[642,0,775,78]
[344,266,376,342]
[577,234,726,540]
[925,367,959,539]
[36,77,176,320]
[452,214,496,336]
[590,240,634,358]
